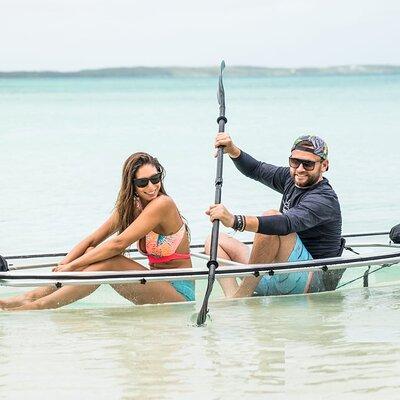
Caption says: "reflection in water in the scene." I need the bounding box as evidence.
[0,286,400,398]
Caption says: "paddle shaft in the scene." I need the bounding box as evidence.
[209,120,226,263]
[203,122,226,303]
[196,61,227,325]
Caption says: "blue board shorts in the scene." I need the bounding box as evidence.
[254,235,324,296]
[170,280,195,301]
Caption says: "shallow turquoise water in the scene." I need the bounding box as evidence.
[1,75,400,398]
[1,284,400,399]
[1,75,399,252]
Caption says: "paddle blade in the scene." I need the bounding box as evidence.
[196,262,217,326]
[217,60,226,116]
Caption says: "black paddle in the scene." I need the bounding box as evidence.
[0,255,9,272]
[197,60,227,326]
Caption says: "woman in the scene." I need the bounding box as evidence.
[0,152,194,310]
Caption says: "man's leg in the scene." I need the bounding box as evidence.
[249,232,297,264]
[233,209,298,298]
[205,209,311,298]
[204,233,250,297]
[233,231,297,298]
[246,209,317,296]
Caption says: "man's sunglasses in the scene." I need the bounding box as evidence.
[289,157,321,171]
[133,172,162,188]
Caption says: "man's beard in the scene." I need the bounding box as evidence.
[293,172,320,188]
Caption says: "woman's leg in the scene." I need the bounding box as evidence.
[0,247,98,309]
[0,286,58,309]
[11,255,186,310]
[9,284,100,311]
[111,281,186,305]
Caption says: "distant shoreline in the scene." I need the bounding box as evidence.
[0,65,399,78]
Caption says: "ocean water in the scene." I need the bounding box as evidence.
[1,74,400,398]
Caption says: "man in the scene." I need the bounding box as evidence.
[205,133,343,298]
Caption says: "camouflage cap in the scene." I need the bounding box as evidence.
[291,135,328,160]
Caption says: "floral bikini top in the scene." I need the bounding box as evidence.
[139,223,191,265]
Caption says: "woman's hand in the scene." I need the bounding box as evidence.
[52,263,74,272]
[58,257,68,265]
[206,204,235,228]
[214,132,241,158]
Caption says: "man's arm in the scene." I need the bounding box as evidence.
[257,193,338,235]
[207,192,337,235]
[214,132,288,192]
[232,151,288,192]
[206,205,259,233]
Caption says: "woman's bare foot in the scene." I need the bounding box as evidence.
[0,299,7,310]
[8,302,43,311]
[0,286,59,310]
[0,295,35,310]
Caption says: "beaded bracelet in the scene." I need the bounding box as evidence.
[241,215,247,232]
[233,215,246,232]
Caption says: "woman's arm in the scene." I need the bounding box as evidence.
[57,196,173,271]
[59,211,119,265]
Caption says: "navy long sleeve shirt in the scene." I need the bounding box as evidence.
[232,151,343,260]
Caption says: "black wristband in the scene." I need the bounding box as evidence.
[233,214,247,232]
[232,215,239,231]
[237,216,242,230]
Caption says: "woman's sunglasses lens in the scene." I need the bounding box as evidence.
[135,179,148,188]
[134,173,161,187]
[149,174,161,184]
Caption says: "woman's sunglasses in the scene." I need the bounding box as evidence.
[133,172,162,188]
[289,157,321,171]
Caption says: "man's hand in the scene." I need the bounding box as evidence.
[206,204,235,228]
[215,133,241,158]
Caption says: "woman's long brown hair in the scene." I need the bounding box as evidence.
[114,152,167,233]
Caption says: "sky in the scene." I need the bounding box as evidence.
[0,0,399,71]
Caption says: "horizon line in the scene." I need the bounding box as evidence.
[0,63,400,74]
[1,64,399,78]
